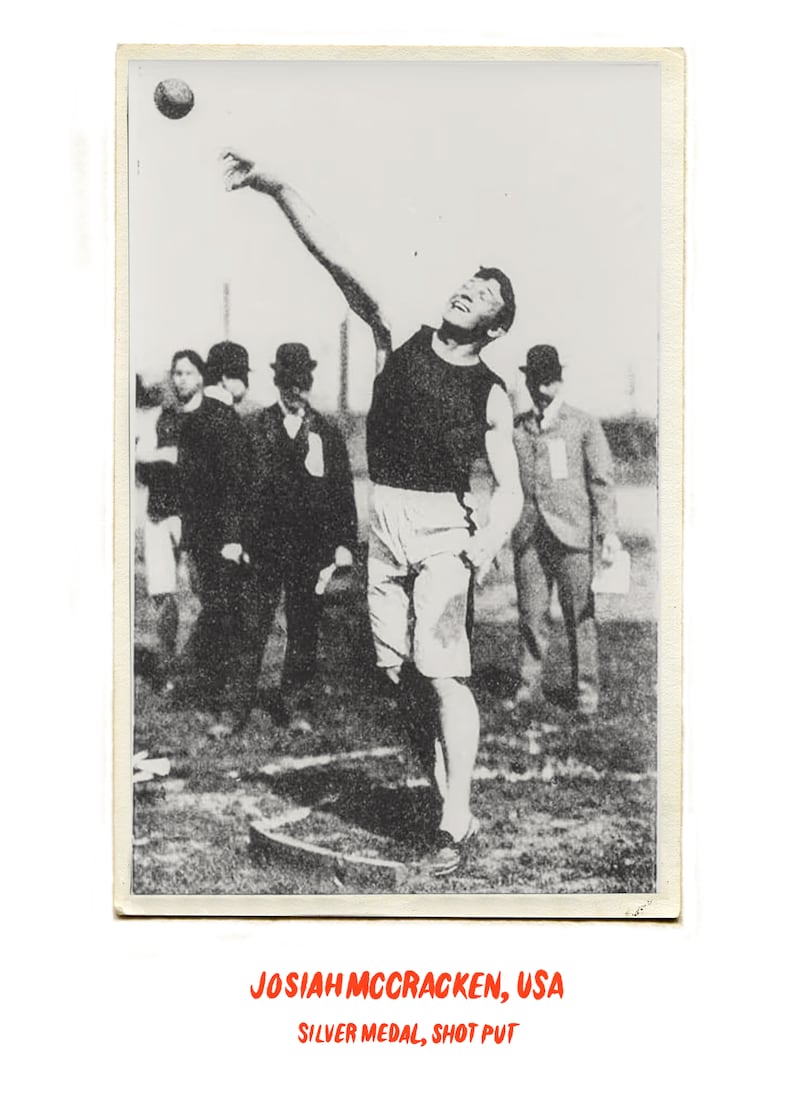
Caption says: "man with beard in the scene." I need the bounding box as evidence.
[229,341,358,732]
[220,151,522,876]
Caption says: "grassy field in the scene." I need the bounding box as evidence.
[131,537,658,900]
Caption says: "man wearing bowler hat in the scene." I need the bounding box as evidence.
[230,342,358,730]
[512,344,620,717]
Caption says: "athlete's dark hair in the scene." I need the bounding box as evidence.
[475,266,516,332]
[170,348,207,380]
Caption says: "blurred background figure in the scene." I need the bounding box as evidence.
[230,342,358,731]
[511,345,621,717]
[134,356,205,688]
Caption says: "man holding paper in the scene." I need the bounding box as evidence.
[512,345,621,717]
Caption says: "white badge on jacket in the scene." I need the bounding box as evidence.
[305,431,325,477]
[546,437,568,480]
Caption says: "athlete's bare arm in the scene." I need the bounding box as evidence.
[463,384,523,583]
[221,151,392,368]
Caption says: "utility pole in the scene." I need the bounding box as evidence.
[339,314,350,414]
[626,363,637,415]
[223,281,230,340]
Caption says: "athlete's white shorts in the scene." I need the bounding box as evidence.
[367,484,476,678]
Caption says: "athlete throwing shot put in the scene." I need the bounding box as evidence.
[221,151,522,876]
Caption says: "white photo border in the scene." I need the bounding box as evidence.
[114,43,684,919]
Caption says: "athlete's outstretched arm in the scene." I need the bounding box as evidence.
[463,384,523,583]
[221,151,392,366]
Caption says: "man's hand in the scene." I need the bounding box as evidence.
[599,532,622,567]
[315,548,354,596]
[314,564,336,596]
[334,546,353,569]
[220,542,249,565]
[221,150,282,195]
[462,529,504,585]
[220,150,256,191]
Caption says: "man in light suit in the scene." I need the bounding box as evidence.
[230,342,359,731]
[512,345,620,717]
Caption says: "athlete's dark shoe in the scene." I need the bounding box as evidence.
[421,817,480,878]
[262,690,291,727]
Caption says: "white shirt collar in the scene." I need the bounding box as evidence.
[203,383,234,406]
[181,391,203,413]
[277,396,306,439]
[277,395,306,420]
[540,391,566,431]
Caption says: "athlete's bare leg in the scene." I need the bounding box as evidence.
[430,676,479,842]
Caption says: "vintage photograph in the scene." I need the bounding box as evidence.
[115,47,683,916]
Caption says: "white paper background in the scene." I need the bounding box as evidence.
[4,3,796,1104]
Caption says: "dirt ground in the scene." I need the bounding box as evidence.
[130,539,658,900]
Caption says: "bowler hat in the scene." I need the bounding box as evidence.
[205,341,250,384]
[271,342,317,385]
[520,344,563,387]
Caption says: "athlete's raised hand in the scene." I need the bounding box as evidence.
[462,530,502,586]
[220,150,283,195]
[220,150,254,190]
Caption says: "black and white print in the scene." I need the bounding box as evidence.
[117,47,683,917]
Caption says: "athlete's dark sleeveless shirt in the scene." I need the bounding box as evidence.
[366,326,506,495]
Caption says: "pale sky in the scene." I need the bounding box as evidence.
[128,59,661,416]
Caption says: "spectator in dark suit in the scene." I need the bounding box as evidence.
[174,342,251,713]
[512,345,620,717]
[230,342,358,731]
